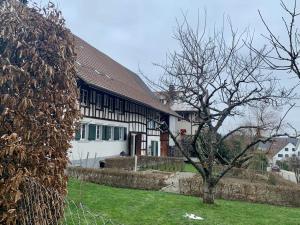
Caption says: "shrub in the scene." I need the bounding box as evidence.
[0,2,80,224]
[179,175,300,207]
[267,173,277,185]
[105,156,185,172]
[67,167,169,191]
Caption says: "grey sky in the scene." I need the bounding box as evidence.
[43,0,300,131]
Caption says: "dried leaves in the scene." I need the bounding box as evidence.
[0,1,80,224]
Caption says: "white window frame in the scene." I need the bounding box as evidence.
[80,124,87,140]
[96,125,102,140]
[119,127,124,141]
[102,125,113,141]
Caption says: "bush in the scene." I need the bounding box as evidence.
[105,156,185,172]
[67,167,170,191]
[267,173,277,185]
[179,175,300,207]
[0,2,80,224]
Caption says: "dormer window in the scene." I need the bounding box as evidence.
[80,89,88,106]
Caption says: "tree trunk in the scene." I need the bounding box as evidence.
[203,181,215,204]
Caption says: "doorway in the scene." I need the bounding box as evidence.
[129,133,142,156]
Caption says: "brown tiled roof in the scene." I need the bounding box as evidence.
[74,36,178,117]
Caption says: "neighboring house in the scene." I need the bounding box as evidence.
[257,137,299,164]
[69,36,178,162]
[155,88,199,136]
[272,143,299,163]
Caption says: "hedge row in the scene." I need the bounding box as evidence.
[179,175,300,207]
[67,167,170,191]
[105,156,185,172]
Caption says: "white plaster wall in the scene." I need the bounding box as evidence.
[147,136,161,156]
[69,117,129,161]
[272,143,298,163]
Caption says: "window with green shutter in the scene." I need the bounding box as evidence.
[88,124,96,140]
[114,127,120,140]
[102,126,112,141]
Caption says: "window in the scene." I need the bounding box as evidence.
[102,126,112,141]
[178,112,189,121]
[96,94,102,109]
[148,120,155,129]
[80,89,88,105]
[96,125,102,140]
[114,127,120,140]
[80,124,87,140]
[285,154,289,158]
[278,154,283,157]
[113,127,125,141]
[285,148,288,151]
[292,148,296,152]
[103,95,108,107]
[150,141,159,156]
[109,97,114,112]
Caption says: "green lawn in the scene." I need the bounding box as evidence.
[67,179,300,225]
[183,163,198,173]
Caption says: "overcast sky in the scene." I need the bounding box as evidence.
[40,0,300,132]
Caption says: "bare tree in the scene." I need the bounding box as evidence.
[147,15,296,204]
[259,0,300,79]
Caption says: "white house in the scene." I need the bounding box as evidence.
[69,36,178,163]
[155,89,199,136]
[272,143,299,163]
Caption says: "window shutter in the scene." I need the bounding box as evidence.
[75,129,81,140]
[88,124,96,140]
[124,128,127,140]
[102,126,106,140]
[114,127,119,140]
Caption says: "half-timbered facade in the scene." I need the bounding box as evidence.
[69,36,178,161]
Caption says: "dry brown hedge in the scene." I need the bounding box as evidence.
[67,167,170,191]
[179,174,300,207]
[0,1,80,224]
[105,156,185,172]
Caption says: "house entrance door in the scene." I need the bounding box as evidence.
[129,132,142,156]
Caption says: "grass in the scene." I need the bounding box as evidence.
[67,178,300,225]
[183,163,198,173]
